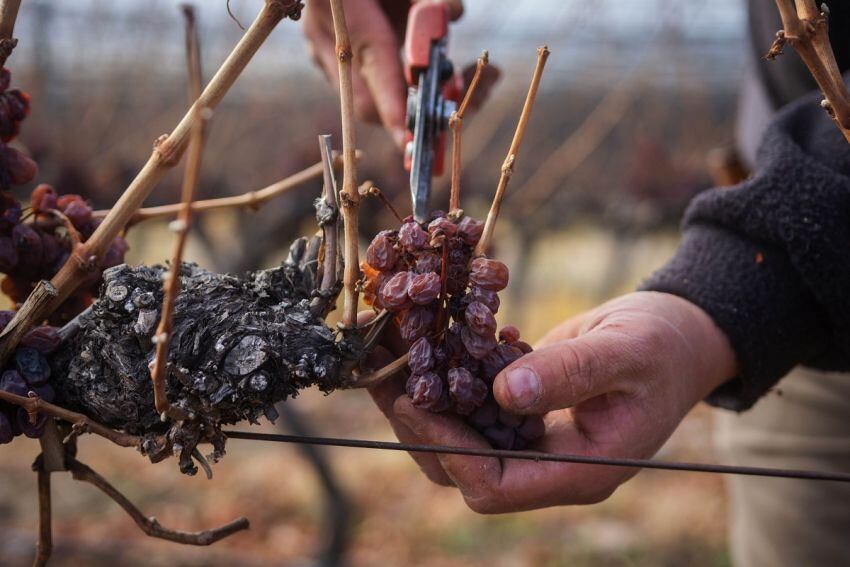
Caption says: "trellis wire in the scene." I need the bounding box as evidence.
[223,431,850,483]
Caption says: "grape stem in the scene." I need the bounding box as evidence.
[329,0,361,330]
[475,46,549,257]
[0,0,20,68]
[310,134,343,317]
[48,210,84,248]
[0,389,141,448]
[346,353,410,389]
[448,50,489,213]
[769,0,850,143]
[91,152,357,224]
[33,459,52,567]
[149,6,206,420]
[67,458,250,545]
[0,0,305,366]
[359,181,404,224]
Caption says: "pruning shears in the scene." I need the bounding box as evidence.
[404,1,462,222]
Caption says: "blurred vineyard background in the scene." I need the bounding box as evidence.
[0,0,749,565]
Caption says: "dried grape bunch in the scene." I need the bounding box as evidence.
[0,69,126,324]
[0,309,61,444]
[362,213,544,450]
[49,236,360,475]
[0,69,35,191]
[0,184,129,324]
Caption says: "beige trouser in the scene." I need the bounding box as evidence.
[715,366,850,567]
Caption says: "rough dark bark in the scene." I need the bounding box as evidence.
[50,236,357,475]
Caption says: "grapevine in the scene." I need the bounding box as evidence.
[0,0,553,562]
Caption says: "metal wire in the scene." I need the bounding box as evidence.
[223,430,850,483]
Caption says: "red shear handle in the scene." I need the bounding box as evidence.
[404,2,450,85]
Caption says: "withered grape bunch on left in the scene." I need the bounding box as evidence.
[0,68,128,444]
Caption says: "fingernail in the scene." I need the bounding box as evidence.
[392,128,406,150]
[505,367,540,410]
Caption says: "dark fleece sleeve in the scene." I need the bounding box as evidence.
[641,89,850,411]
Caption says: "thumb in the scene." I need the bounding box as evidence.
[493,328,649,415]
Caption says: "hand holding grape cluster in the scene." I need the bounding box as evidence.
[362,212,544,450]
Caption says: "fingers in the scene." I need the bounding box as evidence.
[495,413,637,510]
[308,0,407,144]
[393,396,502,505]
[395,404,634,513]
[345,0,407,142]
[493,327,650,415]
[411,0,464,20]
[366,350,454,486]
[356,310,376,327]
[352,30,407,146]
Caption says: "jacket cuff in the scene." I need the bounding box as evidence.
[640,223,828,411]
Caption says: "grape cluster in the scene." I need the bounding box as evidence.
[363,213,544,450]
[0,184,129,323]
[0,69,35,191]
[0,310,61,444]
[0,69,128,324]
[0,68,129,443]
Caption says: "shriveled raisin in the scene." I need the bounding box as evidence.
[398,221,427,251]
[63,198,93,230]
[0,310,14,331]
[0,236,18,272]
[496,343,524,367]
[460,325,497,360]
[408,272,441,305]
[31,184,58,213]
[414,252,442,274]
[469,399,499,428]
[410,372,444,410]
[471,286,500,314]
[515,341,534,354]
[408,337,434,375]
[15,407,46,439]
[366,230,397,271]
[2,146,37,185]
[499,325,521,344]
[480,351,507,382]
[428,216,457,238]
[12,223,42,266]
[465,301,497,336]
[0,369,28,396]
[458,216,484,246]
[378,271,413,312]
[21,326,61,355]
[14,347,50,386]
[447,367,488,415]
[399,306,435,342]
[469,257,509,291]
[517,415,546,441]
[498,408,523,428]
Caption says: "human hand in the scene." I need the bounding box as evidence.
[367,291,738,513]
[303,0,464,148]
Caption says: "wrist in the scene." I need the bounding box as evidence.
[655,292,740,399]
